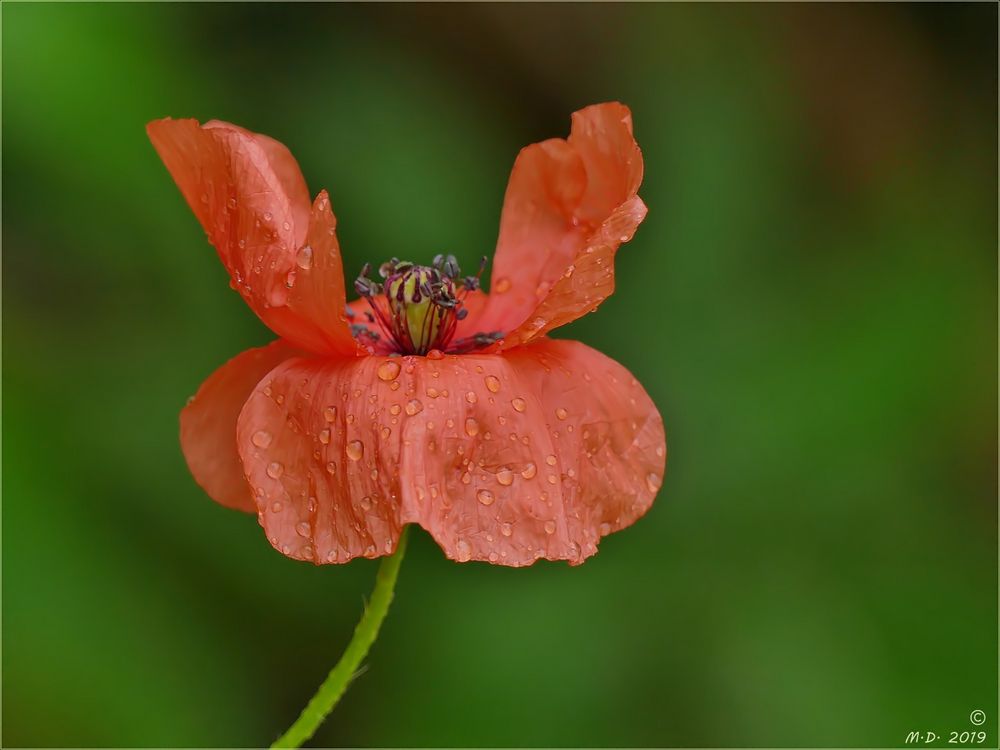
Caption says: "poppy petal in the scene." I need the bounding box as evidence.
[237,339,664,566]
[479,103,645,348]
[180,340,299,512]
[237,355,407,563]
[410,338,665,566]
[147,118,357,356]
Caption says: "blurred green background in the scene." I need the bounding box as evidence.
[3,3,997,747]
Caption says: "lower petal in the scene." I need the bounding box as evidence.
[180,340,298,512]
[237,342,664,567]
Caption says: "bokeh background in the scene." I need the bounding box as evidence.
[3,3,997,747]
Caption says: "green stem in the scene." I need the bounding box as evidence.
[271,526,409,749]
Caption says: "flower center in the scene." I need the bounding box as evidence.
[353,255,500,355]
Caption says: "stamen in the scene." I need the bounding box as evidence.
[350,255,501,355]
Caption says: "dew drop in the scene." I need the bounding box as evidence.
[270,501,283,513]
[494,277,511,293]
[544,520,556,535]
[646,472,662,492]
[251,430,273,448]
[464,417,479,437]
[599,522,612,535]
[325,461,337,475]
[426,348,444,360]
[496,467,514,486]
[455,539,472,561]
[465,391,478,404]
[485,375,501,393]
[377,360,401,382]
[477,489,495,506]
[511,397,527,412]
[426,387,439,398]
[346,441,364,461]
[295,245,313,270]
[360,496,372,511]
[266,461,284,479]
[547,474,558,485]
[555,407,568,420]
[500,522,513,537]
[404,399,423,416]
[323,406,337,422]
[521,463,537,479]
[389,403,401,415]
[295,522,311,538]
[545,454,557,466]
[319,428,331,444]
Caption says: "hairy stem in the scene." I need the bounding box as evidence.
[271,526,409,748]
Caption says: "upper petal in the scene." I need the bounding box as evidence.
[180,340,299,512]
[478,103,646,348]
[147,118,357,356]
[236,340,665,566]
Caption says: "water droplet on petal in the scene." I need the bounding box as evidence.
[426,349,444,360]
[389,403,401,415]
[296,245,313,270]
[319,429,331,444]
[326,461,337,474]
[545,454,557,466]
[405,399,423,416]
[266,462,284,479]
[270,501,283,513]
[360,496,372,511]
[494,277,511,293]
[346,441,364,461]
[465,391,478,404]
[465,417,479,437]
[295,522,311,538]
[251,430,273,448]
[377,360,401,382]
[599,522,612,535]
[477,489,495,506]
[324,406,337,422]
[521,463,537,479]
[511,397,526,412]
[496,467,514,486]
[544,520,556,535]
[455,539,472,561]
[555,407,568,420]
[646,473,662,492]
[485,375,501,393]
[500,522,513,537]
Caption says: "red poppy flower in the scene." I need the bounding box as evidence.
[148,102,666,567]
